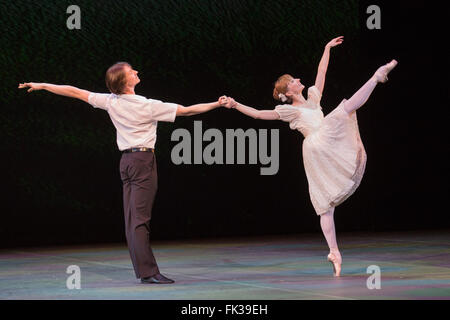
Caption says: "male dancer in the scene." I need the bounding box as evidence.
[19,62,231,284]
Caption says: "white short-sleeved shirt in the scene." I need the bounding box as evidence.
[88,93,179,150]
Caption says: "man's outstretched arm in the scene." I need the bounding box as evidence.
[175,96,231,116]
[18,82,91,103]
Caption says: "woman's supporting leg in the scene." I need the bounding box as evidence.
[320,207,342,276]
[343,59,398,114]
[320,207,341,262]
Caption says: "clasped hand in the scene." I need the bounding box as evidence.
[218,96,237,109]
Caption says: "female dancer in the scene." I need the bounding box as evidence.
[19,62,232,284]
[228,36,397,276]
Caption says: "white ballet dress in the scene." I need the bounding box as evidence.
[274,86,367,215]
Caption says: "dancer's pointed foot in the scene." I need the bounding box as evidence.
[327,253,342,277]
[374,59,398,83]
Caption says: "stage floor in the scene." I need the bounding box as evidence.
[1,230,449,300]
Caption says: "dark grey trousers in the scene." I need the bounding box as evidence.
[119,151,159,278]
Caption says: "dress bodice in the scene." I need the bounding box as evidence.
[294,104,324,137]
[274,86,324,138]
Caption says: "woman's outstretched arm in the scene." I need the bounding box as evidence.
[18,82,90,103]
[314,36,344,95]
[230,99,280,120]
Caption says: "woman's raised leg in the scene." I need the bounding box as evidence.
[343,59,398,114]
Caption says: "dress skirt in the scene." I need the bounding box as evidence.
[302,100,367,215]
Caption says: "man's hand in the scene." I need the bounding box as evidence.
[218,95,229,107]
[218,96,237,109]
[18,82,45,92]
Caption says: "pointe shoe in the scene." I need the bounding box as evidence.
[374,59,398,83]
[327,253,342,277]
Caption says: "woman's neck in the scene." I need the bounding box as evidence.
[291,93,306,106]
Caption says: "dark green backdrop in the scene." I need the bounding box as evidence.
[0,0,446,248]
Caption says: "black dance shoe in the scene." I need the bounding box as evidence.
[141,273,175,284]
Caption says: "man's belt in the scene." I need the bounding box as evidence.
[123,147,154,153]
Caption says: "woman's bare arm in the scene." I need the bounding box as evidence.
[231,99,280,120]
[314,36,344,95]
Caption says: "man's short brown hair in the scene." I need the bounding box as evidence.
[105,62,131,94]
